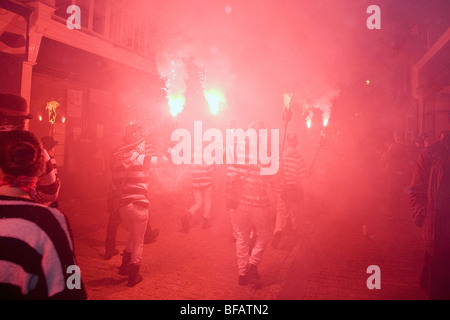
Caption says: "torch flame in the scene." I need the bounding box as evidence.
[306,108,314,129]
[283,93,293,110]
[168,94,185,117]
[45,101,60,125]
[204,89,226,115]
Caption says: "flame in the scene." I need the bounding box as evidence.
[204,88,226,115]
[323,117,329,127]
[168,94,185,117]
[45,101,60,125]
[283,93,293,110]
[306,108,314,129]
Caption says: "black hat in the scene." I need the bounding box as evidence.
[0,93,33,119]
[41,136,58,150]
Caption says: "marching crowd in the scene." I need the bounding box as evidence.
[1,92,450,300]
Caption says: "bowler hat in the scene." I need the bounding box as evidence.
[41,136,58,150]
[0,93,32,119]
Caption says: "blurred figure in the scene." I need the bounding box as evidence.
[272,133,307,249]
[411,134,426,173]
[41,136,59,208]
[410,130,450,300]
[225,121,257,248]
[381,131,415,216]
[228,120,272,286]
[422,133,431,147]
[181,163,215,232]
[104,131,160,260]
[0,93,60,206]
[0,130,86,299]
[414,135,425,152]
[142,133,161,244]
[108,124,171,287]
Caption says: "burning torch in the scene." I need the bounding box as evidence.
[45,100,60,137]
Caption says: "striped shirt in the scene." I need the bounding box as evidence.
[109,140,168,209]
[191,164,215,189]
[226,154,271,208]
[280,148,306,185]
[36,149,60,205]
[0,196,87,299]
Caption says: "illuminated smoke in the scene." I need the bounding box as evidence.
[204,88,227,115]
[156,48,189,117]
[306,109,313,129]
[283,93,293,110]
[146,1,365,125]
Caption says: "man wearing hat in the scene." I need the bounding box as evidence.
[0,93,60,205]
[272,132,307,249]
[228,120,274,286]
[107,123,172,287]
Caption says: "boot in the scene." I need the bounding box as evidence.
[127,264,143,287]
[144,228,160,244]
[238,264,261,286]
[118,251,132,275]
[247,263,261,280]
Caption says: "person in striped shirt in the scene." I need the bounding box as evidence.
[108,124,171,287]
[272,133,307,249]
[104,134,160,260]
[181,162,215,232]
[0,130,86,299]
[0,94,61,207]
[227,120,273,286]
[41,136,60,208]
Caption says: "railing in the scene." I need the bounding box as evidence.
[51,0,153,57]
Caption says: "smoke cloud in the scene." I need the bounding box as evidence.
[144,0,371,128]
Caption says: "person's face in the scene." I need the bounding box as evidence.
[0,117,25,131]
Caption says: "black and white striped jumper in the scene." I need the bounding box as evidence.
[0,196,87,299]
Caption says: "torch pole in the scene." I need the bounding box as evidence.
[307,131,325,179]
[281,119,289,158]
[281,107,292,159]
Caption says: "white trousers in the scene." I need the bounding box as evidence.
[119,202,148,265]
[230,205,271,276]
